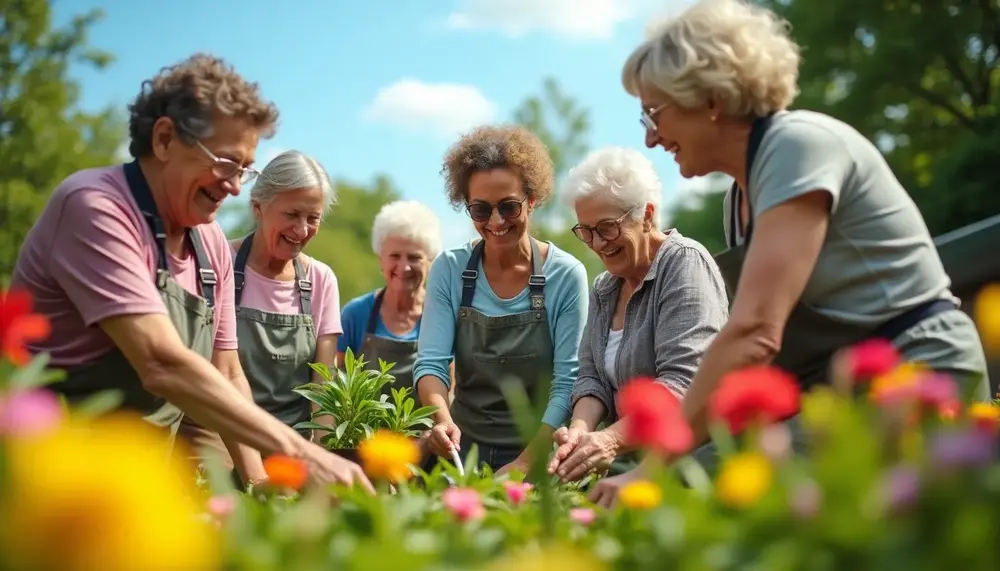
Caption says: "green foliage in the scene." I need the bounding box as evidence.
[0,1,125,284]
[292,348,436,449]
[665,182,730,255]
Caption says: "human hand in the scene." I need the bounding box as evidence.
[496,456,531,478]
[428,420,462,457]
[587,468,641,509]
[547,425,584,475]
[550,428,619,482]
[302,443,375,494]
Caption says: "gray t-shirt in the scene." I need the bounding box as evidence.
[724,110,954,327]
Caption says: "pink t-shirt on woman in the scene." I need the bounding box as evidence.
[232,248,343,339]
[11,165,238,367]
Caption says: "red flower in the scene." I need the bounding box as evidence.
[710,366,800,435]
[844,338,900,382]
[618,378,694,455]
[0,288,50,366]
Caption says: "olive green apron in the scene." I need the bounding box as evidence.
[178,233,318,468]
[450,237,554,471]
[692,114,964,473]
[358,288,420,403]
[53,161,217,453]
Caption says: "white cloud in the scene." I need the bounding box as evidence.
[363,79,497,139]
[445,0,643,40]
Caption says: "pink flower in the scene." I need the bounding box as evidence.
[0,389,63,437]
[207,495,236,519]
[569,507,596,526]
[845,338,900,381]
[502,481,533,505]
[442,487,485,522]
[758,423,792,461]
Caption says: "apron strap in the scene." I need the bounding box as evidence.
[293,257,312,315]
[527,237,546,310]
[368,288,385,334]
[123,161,215,306]
[233,233,254,307]
[460,240,485,308]
[727,113,776,248]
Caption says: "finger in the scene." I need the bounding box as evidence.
[557,446,591,479]
[587,483,605,504]
[354,467,376,495]
[547,442,575,474]
[449,427,462,449]
[552,427,569,445]
[563,455,597,482]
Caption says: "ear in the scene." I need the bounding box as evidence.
[644,203,654,231]
[251,199,263,221]
[150,117,178,162]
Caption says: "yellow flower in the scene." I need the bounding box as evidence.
[974,284,1000,355]
[869,362,927,403]
[617,480,662,510]
[800,387,839,432]
[485,543,608,571]
[968,402,1000,432]
[716,452,774,509]
[0,413,219,571]
[358,429,420,482]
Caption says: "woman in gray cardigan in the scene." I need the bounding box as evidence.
[546,146,729,484]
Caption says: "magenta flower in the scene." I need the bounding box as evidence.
[442,487,485,522]
[0,389,63,437]
[207,495,236,519]
[503,481,533,506]
[569,507,597,526]
[880,465,920,513]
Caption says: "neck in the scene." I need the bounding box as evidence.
[713,120,754,191]
[384,285,423,313]
[623,231,668,290]
[483,234,531,271]
[248,231,294,276]
[138,157,186,255]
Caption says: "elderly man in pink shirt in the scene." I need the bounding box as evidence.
[11,53,372,493]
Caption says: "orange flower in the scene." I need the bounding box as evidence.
[710,366,800,435]
[0,288,51,366]
[263,455,308,490]
[618,378,694,455]
[968,403,1000,434]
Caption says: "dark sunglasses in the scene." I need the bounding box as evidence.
[571,207,640,243]
[466,195,528,223]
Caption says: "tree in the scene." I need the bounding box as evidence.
[0,1,125,284]
[666,183,729,255]
[757,0,1000,233]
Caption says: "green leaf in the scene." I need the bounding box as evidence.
[72,389,123,419]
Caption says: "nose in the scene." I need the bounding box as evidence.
[644,130,658,149]
[220,177,241,196]
[489,208,505,228]
[591,234,609,252]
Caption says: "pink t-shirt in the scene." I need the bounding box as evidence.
[233,249,343,339]
[11,165,238,367]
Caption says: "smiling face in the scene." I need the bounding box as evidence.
[465,168,533,249]
[640,89,719,179]
[573,193,652,278]
[253,186,325,261]
[379,235,430,294]
[152,115,260,228]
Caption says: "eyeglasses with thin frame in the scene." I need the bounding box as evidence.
[466,195,529,223]
[193,140,261,185]
[640,102,670,132]
[571,207,641,244]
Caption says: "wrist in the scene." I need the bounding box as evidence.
[569,418,591,432]
[600,425,626,452]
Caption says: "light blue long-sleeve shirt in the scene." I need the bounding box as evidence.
[413,239,590,428]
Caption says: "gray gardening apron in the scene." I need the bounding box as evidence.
[358,288,420,403]
[450,237,554,472]
[692,114,965,472]
[179,233,318,469]
[52,160,217,454]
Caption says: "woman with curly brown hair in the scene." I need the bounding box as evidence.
[11,53,373,492]
[414,124,590,475]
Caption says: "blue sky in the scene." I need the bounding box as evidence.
[57,0,707,249]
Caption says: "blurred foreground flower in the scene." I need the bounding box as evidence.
[442,487,485,522]
[710,366,800,434]
[845,338,900,381]
[569,507,596,526]
[716,452,774,509]
[617,480,662,510]
[358,429,420,483]
[0,288,51,366]
[263,454,308,491]
[0,414,219,571]
[973,283,1000,354]
[503,480,533,505]
[485,543,608,571]
[618,378,693,455]
[968,402,1000,433]
[0,389,63,437]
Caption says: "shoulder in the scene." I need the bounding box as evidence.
[429,241,477,276]
[302,255,337,285]
[761,110,856,154]
[542,241,587,280]
[342,290,377,319]
[654,233,720,282]
[57,166,135,215]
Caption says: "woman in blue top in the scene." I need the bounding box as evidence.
[338,200,442,398]
[414,124,590,476]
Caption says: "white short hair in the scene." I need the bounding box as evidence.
[371,200,442,259]
[561,147,662,228]
[621,0,800,117]
[250,150,336,217]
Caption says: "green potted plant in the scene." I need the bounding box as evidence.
[292,348,437,465]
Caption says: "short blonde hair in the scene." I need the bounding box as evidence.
[621,0,800,117]
[371,200,443,260]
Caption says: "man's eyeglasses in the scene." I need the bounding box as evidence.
[466,195,528,223]
[640,102,669,132]
[571,207,640,243]
[193,140,261,185]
